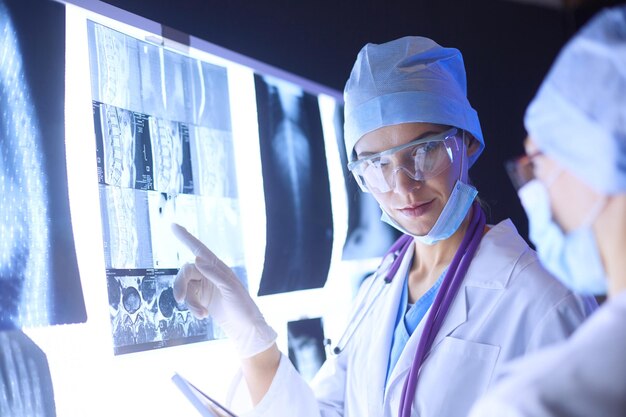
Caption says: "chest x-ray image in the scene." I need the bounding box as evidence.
[0,0,86,330]
[89,21,247,354]
[255,75,333,295]
[333,105,400,261]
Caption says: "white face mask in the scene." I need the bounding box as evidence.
[518,179,608,295]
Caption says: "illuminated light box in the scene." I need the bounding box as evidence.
[57,0,350,354]
[0,0,392,414]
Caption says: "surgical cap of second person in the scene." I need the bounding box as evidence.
[524,5,626,194]
[343,36,484,166]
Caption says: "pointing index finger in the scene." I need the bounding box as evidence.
[171,223,206,257]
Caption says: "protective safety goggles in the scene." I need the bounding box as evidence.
[504,151,543,191]
[348,128,461,193]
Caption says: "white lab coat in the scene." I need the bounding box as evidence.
[241,220,595,417]
[468,290,626,417]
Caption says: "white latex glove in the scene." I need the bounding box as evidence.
[171,223,277,358]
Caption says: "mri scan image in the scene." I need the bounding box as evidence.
[189,126,238,197]
[88,21,143,113]
[94,102,154,190]
[187,60,232,130]
[149,118,193,195]
[89,21,246,354]
[99,186,154,270]
[138,44,192,124]
[107,271,215,355]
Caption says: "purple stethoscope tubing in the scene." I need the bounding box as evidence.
[398,201,486,417]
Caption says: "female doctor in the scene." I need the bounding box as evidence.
[469,5,626,416]
[171,36,595,417]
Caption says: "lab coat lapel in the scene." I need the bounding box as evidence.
[384,286,468,397]
[425,221,520,349]
[384,220,522,398]
[366,241,415,415]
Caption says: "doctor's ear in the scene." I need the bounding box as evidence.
[464,133,481,158]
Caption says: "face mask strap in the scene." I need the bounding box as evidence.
[543,166,564,189]
[458,131,468,184]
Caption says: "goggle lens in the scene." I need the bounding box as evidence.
[349,128,459,193]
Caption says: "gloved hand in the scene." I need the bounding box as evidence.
[171,223,277,358]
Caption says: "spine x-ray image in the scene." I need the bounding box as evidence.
[89,21,247,354]
[255,75,334,296]
[0,330,56,416]
[0,0,86,330]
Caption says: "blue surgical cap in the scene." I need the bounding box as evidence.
[524,6,626,194]
[343,36,484,166]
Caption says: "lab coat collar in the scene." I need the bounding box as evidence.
[367,239,416,415]
[384,219,528,399]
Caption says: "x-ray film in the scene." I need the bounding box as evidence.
[187,61,232,130]
[189,126,238,197]
[255,75,333,295]
[94,102,154,190]
[99,185,154,270]
[149,117,193,195]
[0,0,86,330]
[88,21,246,354]
[287,317,327,382]
[138,43,192,124]
[148,191,200,269]
[88,21,143,113]
[107,269,216,355]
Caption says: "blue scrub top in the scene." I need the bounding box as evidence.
[385,267,445,386]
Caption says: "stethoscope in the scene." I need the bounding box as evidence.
[331,233,414,355]
[330,201,486,417]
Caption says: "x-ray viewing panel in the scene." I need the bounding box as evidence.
[88,20,246,354]
[0,0,86,330]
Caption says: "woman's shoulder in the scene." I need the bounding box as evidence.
[471,219,581,301]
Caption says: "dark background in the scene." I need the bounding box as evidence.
[101,0,624,239]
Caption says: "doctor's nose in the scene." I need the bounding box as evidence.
[391,168,422,194]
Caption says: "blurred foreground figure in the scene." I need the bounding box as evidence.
[470,5,626,417]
